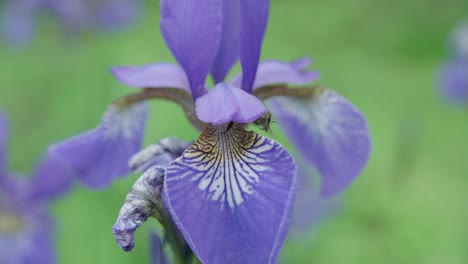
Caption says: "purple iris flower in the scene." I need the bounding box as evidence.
[2,0,141,47]
[108,0,371,263]
[0,112,73,263]
[439,21,468,105]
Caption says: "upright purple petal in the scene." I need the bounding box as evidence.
[164,123,297,263]
[268,88,371,196]
[195,83,266,124]
[50,103,148,189]
[210,0,241,83]
[239,0,269,93]
[439,59,468,105]
[160,0,222,98]
[231,58,320,90]
[111,63,191,94]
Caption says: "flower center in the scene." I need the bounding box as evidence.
[0,212,23,234]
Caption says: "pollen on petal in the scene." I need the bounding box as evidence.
[50,102,148,189]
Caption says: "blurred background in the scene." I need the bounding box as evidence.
[1,0,468,263]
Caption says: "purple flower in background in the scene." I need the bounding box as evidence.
[2,0,142,47]
[0,112,73,263]
[439,20,468,104]
[108,0,371,263]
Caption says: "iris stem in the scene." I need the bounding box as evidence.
[253,84,322,101]
[112,88,206,131]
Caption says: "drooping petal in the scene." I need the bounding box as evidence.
[160,0,222,98]
[439,59,468,105]
[30,150,74,201]
[163,123,297,263]
[195,83,266,124]
[289,161,339,233]
[113,166,165,251]
[0,112,8,178]
[111,63,192,94]
[239,0,269,93]
[210,0,241,83]
[150,231,168,264]
[231,58,320,90]
[268,88,371,196]
[50,102,148,189]
[128,137,191,173]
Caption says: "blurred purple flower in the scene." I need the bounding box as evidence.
[109,0,371,262]
[0,112,74,263]
[2,0,142,47]
[439,21,468,105]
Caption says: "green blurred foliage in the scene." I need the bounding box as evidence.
[1,0,468,263]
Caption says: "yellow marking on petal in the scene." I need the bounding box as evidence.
[0,212,23,234]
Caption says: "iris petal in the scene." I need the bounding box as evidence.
[195,83,266,124]
[231,58,319,90]
[30,151,74,201]
[50,102,148,189]
[268,88,371,196]
[163,123,297,263]
[239,0,269,93]
[290,161,339,233]
[113,166,165,252]
[210,0,241,83]
[160,0,222,99]
[111,63,192,94]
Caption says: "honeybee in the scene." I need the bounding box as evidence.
[253,111,273,132]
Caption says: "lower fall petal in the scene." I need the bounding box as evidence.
[268,88,371,196]
[163,123,297,263]
[50,102,148,189]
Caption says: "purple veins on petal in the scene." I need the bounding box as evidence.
[113,166,166,252]
[231,58,320,90]
[239,0,269,93]
[50,102,148,189]
[129,137,191,173]
[160,0,222,99]
[268,88,371,197]
[111,63,192,94]
[163,123,297,264]
[195,82,266,125]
